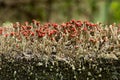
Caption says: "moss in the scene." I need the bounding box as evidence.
[0,54,120,80]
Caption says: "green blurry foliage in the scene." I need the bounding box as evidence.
[110,1,120,23]
[1,0,120,24]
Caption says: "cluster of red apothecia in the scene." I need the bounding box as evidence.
[0,19,119,44]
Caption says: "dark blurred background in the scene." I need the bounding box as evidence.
[0,0,120,25]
